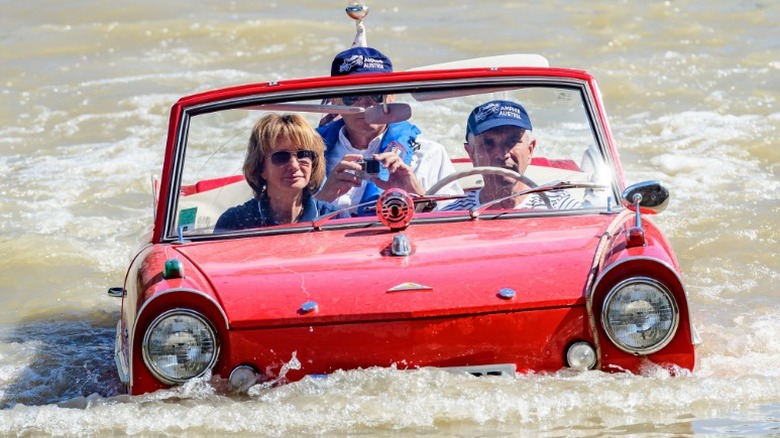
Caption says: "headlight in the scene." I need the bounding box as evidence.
[601,277,679,355]
[142,309,219,384]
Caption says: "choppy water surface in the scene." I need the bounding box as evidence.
[1,0,779,435]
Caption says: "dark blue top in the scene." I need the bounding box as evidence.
[214,192,346,232]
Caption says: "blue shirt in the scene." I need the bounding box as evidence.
[214,192,346,232]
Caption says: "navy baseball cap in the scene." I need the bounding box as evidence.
[331,47,393,76]
[466,100,532,141]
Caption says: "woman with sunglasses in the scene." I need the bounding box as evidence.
[214,113,347,232]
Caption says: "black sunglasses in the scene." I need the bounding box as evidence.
[269,150,316,166]
[340,94,385,106]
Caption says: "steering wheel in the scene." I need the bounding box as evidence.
[425,166,552,208]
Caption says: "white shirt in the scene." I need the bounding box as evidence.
[330,126,463,209]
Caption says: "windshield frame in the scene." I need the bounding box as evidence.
[156,71,623,243]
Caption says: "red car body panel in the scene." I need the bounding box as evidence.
[174,215,606,327]
[226,307,590,383]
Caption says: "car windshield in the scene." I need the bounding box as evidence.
[170,80,615,239]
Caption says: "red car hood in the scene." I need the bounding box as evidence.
[175,214,613,328]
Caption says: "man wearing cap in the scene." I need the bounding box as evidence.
[315,46,462,212]
[442,100,580,211]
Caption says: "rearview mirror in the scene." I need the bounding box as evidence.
[364,103,412,124]
[622,180,669,214]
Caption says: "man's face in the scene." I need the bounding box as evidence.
[466,126,535,189]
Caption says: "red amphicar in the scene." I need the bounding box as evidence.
[109,5,698,395]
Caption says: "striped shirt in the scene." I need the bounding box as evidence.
[441,188,581,211]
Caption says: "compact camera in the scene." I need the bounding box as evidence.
[357,158,382,178]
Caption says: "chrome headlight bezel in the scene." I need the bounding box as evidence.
[142,309,219,385]
[601,277,679,355]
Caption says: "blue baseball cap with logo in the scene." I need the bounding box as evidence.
[466,100,532,141]
[331,47,393,76]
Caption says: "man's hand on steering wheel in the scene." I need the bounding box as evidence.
[425,166,552,209]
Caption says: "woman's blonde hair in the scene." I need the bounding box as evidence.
[243,113,326,196]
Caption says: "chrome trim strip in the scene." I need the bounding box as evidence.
[387,282,433,292]
[583,209,632,367]
[113,320,129,384]
[594,256,687,297]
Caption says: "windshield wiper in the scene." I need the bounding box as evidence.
[311,200,376,230]
[411,193,467,212]
[469,181,608,218]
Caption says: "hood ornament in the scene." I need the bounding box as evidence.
[390,234,412,256]
[387,282,433,293]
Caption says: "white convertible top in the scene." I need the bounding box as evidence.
[409,54,550,71]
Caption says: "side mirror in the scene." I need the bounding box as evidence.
[364,103,412,125]
[622,180,669,214]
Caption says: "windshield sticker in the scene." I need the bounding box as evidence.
[178,207,198,231]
